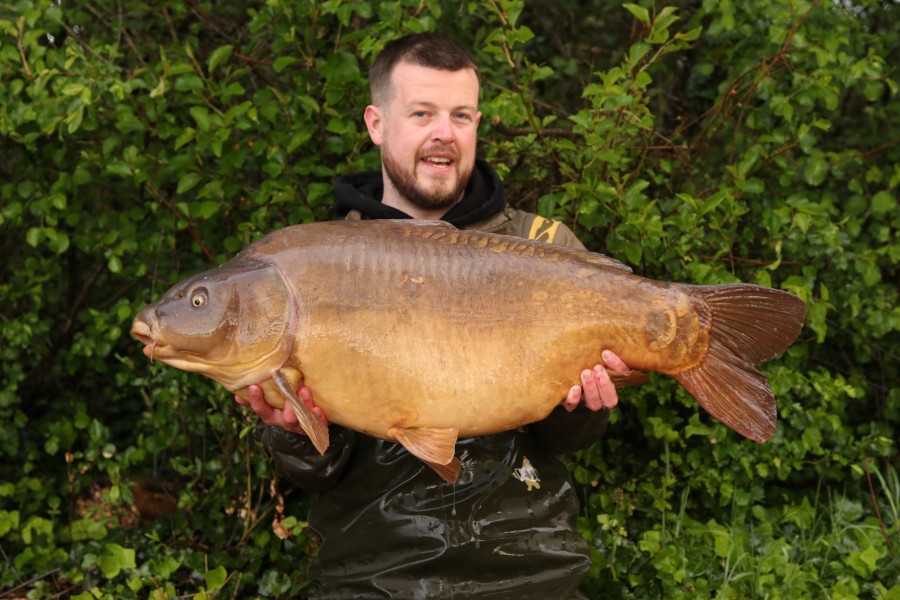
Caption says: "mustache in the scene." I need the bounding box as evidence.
[417,146,459,160]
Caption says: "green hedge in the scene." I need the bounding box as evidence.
[1,1,897,598]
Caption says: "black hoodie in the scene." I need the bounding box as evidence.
[262,159,608,599]
[333,158,507,227]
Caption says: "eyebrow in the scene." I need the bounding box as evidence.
[405,100,478,113]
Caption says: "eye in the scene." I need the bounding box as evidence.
[190,291,208,308]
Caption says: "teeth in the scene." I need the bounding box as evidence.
[426,157,450,165]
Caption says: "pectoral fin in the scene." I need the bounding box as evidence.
[608,368,650,388]
[388,425,461,483]
[273,370,330,455]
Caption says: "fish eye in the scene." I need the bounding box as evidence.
[190,290,208,308]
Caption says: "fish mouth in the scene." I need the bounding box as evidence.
[131,320,163,362]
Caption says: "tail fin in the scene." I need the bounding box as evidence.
[674,284,807,443]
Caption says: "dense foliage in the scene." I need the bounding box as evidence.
[1,0,897,598]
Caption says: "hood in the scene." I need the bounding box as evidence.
[333,158,507,228]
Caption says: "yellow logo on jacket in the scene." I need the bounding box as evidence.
[528,216,560,244]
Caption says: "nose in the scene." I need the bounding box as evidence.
[430,113,454,143]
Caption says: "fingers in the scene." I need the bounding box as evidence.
[299,386,329,426]
[601,349,629,373]
[591,363,618,410]
[581,367,603,411]
[563,351,627,412]
[236,384,305,433]
[563,384,582,412]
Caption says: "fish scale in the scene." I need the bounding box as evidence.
[132,219,807,482]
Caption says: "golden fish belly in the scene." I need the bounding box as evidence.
[268,222,708,440]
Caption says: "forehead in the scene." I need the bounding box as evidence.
[388,62,480,109]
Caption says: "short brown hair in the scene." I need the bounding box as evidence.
[369,33,480,105]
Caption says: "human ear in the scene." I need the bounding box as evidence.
[364,105,384,146]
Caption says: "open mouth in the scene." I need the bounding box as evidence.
[419,151,456,171]
[131,320,161,361]
[131,320,153,345]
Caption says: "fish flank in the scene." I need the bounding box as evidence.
[132,220,809,481]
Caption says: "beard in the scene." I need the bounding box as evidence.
[382,145,472,211]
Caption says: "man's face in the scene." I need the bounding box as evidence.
[365,62,482,211]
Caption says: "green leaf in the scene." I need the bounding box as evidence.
[98,543,136,579]
[871,190,896,217]
[846,545,882,578]
[174,127,197,150]
[108,255,122,274]
[206,565,227,590]
[175,74,204,92]
[675,26,702,42]
[189,106,211,131]
[634,71,652,88]
[208,44,233,74]
[149,78,166,98]
[26,227,42,247]
[804,156,828,186]
[623,3,650,24]
[177,173,203,195]
[629,42,650,66]
[0,510,20,537]
[62,83,85,96]
[273,56,299,73]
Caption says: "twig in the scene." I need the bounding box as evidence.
[858,136,900,161]
[16,22,33,78]
[864,458,895,557]
[143,179,218,265]
[0,567,61,598]
[234,53,272,67]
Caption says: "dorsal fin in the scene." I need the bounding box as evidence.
[384,219,633,274]
[405,218,456,229]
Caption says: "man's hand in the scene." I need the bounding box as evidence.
[562,350,629,412]
[235,384,328,435]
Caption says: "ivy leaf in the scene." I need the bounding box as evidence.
[98,543,136,579]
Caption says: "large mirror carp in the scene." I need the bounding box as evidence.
[132,219,807,482]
